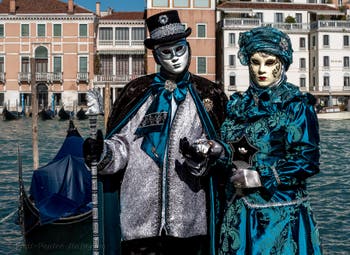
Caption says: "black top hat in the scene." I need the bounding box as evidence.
[144,10,192,49]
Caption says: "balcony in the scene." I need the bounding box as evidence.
[311,20,350,31]
[223,18,261,28]
[222,19,310,31]
[94,74,142,84]
[97,39,145,53]
[18,72,31,84]
[76,72,89,83]
[18,72,64,84]
[52,72,63,83]
[35,72,51,82]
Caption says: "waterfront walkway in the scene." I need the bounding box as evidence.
[317,111,350,120]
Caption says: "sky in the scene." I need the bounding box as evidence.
[62,0,145,12]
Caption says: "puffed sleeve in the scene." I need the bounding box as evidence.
[263,96,320,192]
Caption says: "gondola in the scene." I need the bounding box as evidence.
[2,106,19,120]
[76,107,88,120]
[18,120,92,252]
[39,108,54,120]
[58,106,72,120]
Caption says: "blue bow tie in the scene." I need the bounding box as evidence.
[135,72,191,167]
[150,72,189,103]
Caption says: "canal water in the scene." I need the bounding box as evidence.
[0,117,349,254]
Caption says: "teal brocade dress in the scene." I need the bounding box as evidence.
[218,80,323,255]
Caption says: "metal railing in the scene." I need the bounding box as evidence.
[223,18,310,31]
[311,20,350,30]
[18,72,31,83]
[77,72,89,83]
[94,74,142,83]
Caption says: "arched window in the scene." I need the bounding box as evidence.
[35,46,48,59]
[34,46,48,73]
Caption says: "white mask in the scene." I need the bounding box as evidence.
[249,52,282,87]
[155,40,189,75]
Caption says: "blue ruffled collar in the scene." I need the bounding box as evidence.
[227,74,300,121]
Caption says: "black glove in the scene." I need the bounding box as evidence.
[180,137,223,176]
[179,137,207,163]
[83,129,104,167]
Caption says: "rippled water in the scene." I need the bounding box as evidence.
[0,118,349,254]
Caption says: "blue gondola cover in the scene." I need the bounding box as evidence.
[30,132,92,224]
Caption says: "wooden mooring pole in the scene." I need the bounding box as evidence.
[31,58,39,169]
[104,83,111,130]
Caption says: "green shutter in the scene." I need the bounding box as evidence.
[54,24,61,37]
[0,25,4,37]
[21,24,29,37]
[38,24,45,37]
[80,24,87,37]
[54,57,62,73]
[80,57,88,72]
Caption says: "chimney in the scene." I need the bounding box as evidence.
[96,2,101,17]
[107,7,113,16]
[68,0,74,14]
[10,0,16,14]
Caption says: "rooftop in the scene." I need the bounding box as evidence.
[0,0,92,14]
[100,11,145,20]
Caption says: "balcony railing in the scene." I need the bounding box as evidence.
[223,18,261,28]
[18,72,31,83]
[94,74,142,83]
[223,19,310,31]
[18,72,64,84]
[52,72,63,83]
[77,72,89,83]
[311,20,350,30]
[35,72,51,82]
[98,40,145,47]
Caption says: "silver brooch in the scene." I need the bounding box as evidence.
[203,98,214,112]
[165,80,177,92]
[280,38,289,51]
[158,15,168,25]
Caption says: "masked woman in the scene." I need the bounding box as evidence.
[216,26,323,254]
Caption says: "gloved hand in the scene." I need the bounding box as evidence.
[230,161,262,189]
[83,129,104,167]
[179,137,223,176]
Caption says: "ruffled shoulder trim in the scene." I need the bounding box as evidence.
[279,83,316,107]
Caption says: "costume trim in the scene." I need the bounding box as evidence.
[242,196,308,209]
[271,165,281,185]
[151,23,185,40]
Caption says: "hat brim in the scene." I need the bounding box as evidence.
[144,27,192,49]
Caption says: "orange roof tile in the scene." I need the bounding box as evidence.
[100,11,145,20]
[0,0,92,14]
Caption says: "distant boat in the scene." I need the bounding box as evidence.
[76,107,88,120]
[2,106,19,120]
[17,120,92,252]
[58,106,71,120]
[39,109,54,120]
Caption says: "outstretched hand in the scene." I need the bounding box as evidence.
[83,129,104,167]
[179,137,223,176]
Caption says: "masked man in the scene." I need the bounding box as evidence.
[84,10,227,255]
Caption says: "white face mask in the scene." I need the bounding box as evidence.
[249,52,282,87]
[155,40,189,75]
